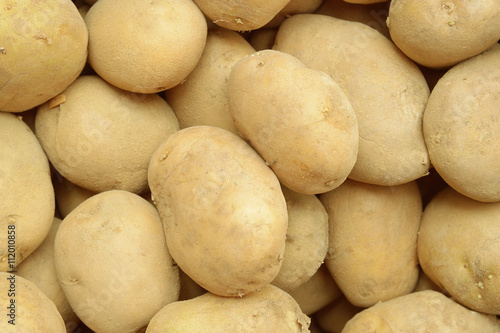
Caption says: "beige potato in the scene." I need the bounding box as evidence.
[388,0,500,68]
[16,217,80,332]
[423,44,500,202]
[146,284,311,333]
[0,113,55,270]
[0,0,87,112]
[148,125,288,297]
[85,0,207,93]
[165,28,255,136]
[342,290,500,332]
[54,190,180,333]
[272,186,329,292]
[274,14,430,186]
[249,28,278,51]
[319,179,422,307]
[418,187,500,315]
[53,175,96,218]
[228,49,359,194]
[178,269,207,302]
[0,272,66,331]
[315,296,364,333]
[35,75,180,194]
[193,0,291,31]
[265,0,324,28]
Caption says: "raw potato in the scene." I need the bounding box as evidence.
[85,0,207,93]
[193,0,291,31]
[0,0,88,112]
[0,113,55,270]
[53,176,96,218]
[315,296,364,333]
[319,179,422,307]
[228,49,359,194]
[274,14,430,186]
[54,190,180,333]
[418,187,500,315]
[423,44,500,202]
[265,0,323,28]
[148,126,288,297]
[272,186,329,292]
[0,272,66,332]
[35,75,180,194]
[249,28,278,51]
[388,0,500,68]
[165,28,255,136]
[16,217,80,332]
[342,290,500,332]
[145,284,311,333]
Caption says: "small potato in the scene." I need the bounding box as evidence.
[249,28,278,51]
[342,290,500,332]
[0,112,55,270]
[146,284,311,333]
[228,50,359,194]
[54,190,180,333]
[0,272,66,332]
[265,0,323,28]
[148,126,288,297]
[423,44,500,202]
[319,179,422,307]
[315,296,364,333]
[418,187,500,315]
[53,175,96,218]
[85,0,207,93]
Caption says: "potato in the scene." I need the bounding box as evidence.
[193,0,292,31]
[178,269,207,302]
[418,187,500,315]
[423,44,500,202]
[148,125,288,297]
[319,179,422,307]
[272,186,329,292]
[249,28,278,51]
[85,0,207,93]
[413,268,442,293]
[265,0,324,28]
[274,14,430,186]
[54,190,180,333]
[228,49,359,194]
[387,0,500,68]
[0,272,66,331]
[16,217,80,332]
[342,290,500,332]
[53,175,96,218]
[0,113,55,270]
[0,0,87,112]
[35,75,180,194]
[165,28,255,136]
[145,284,311,333]
[315,296,364,333]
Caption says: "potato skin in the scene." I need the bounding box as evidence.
[148,126,288,297]
[418,187,500,315]
[319,179,422,307]
[228,49,359,194]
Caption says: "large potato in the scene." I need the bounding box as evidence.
[319,179,422,307]
[0,112,55,270]
[418,187,500,315]
[228,49,359,194]
[0,0,87,112]
[54,190,180,333]
[148,125,288,297]
[423,44,500,202]
[146,285,311,333]
[274,14,430,186]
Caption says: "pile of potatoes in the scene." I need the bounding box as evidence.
[1,0,499,332]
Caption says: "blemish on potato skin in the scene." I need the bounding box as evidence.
[0,48,6,54]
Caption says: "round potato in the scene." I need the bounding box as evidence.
[54,190,180,333]
[387,0,500,68]
[85,0,207,93]
[274,14,430,186]
[53,175,96,218]
[319,179,422,307]
[228,49,359,194]
[0,0,87,112]
[148,125,288,297]
[35,75,180,194]
[0,112,55,270]
[423,44,500,202]
[249,28,278,51]
[265,0,323,28]
[418,187,500,315]
[146,284,310,333]
[315,296,364,333]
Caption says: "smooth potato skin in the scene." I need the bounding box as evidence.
[148,126,288,297]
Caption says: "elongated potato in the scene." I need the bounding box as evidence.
[228,49,359,194]
[319,179,422,307]
[148,126,288,297]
